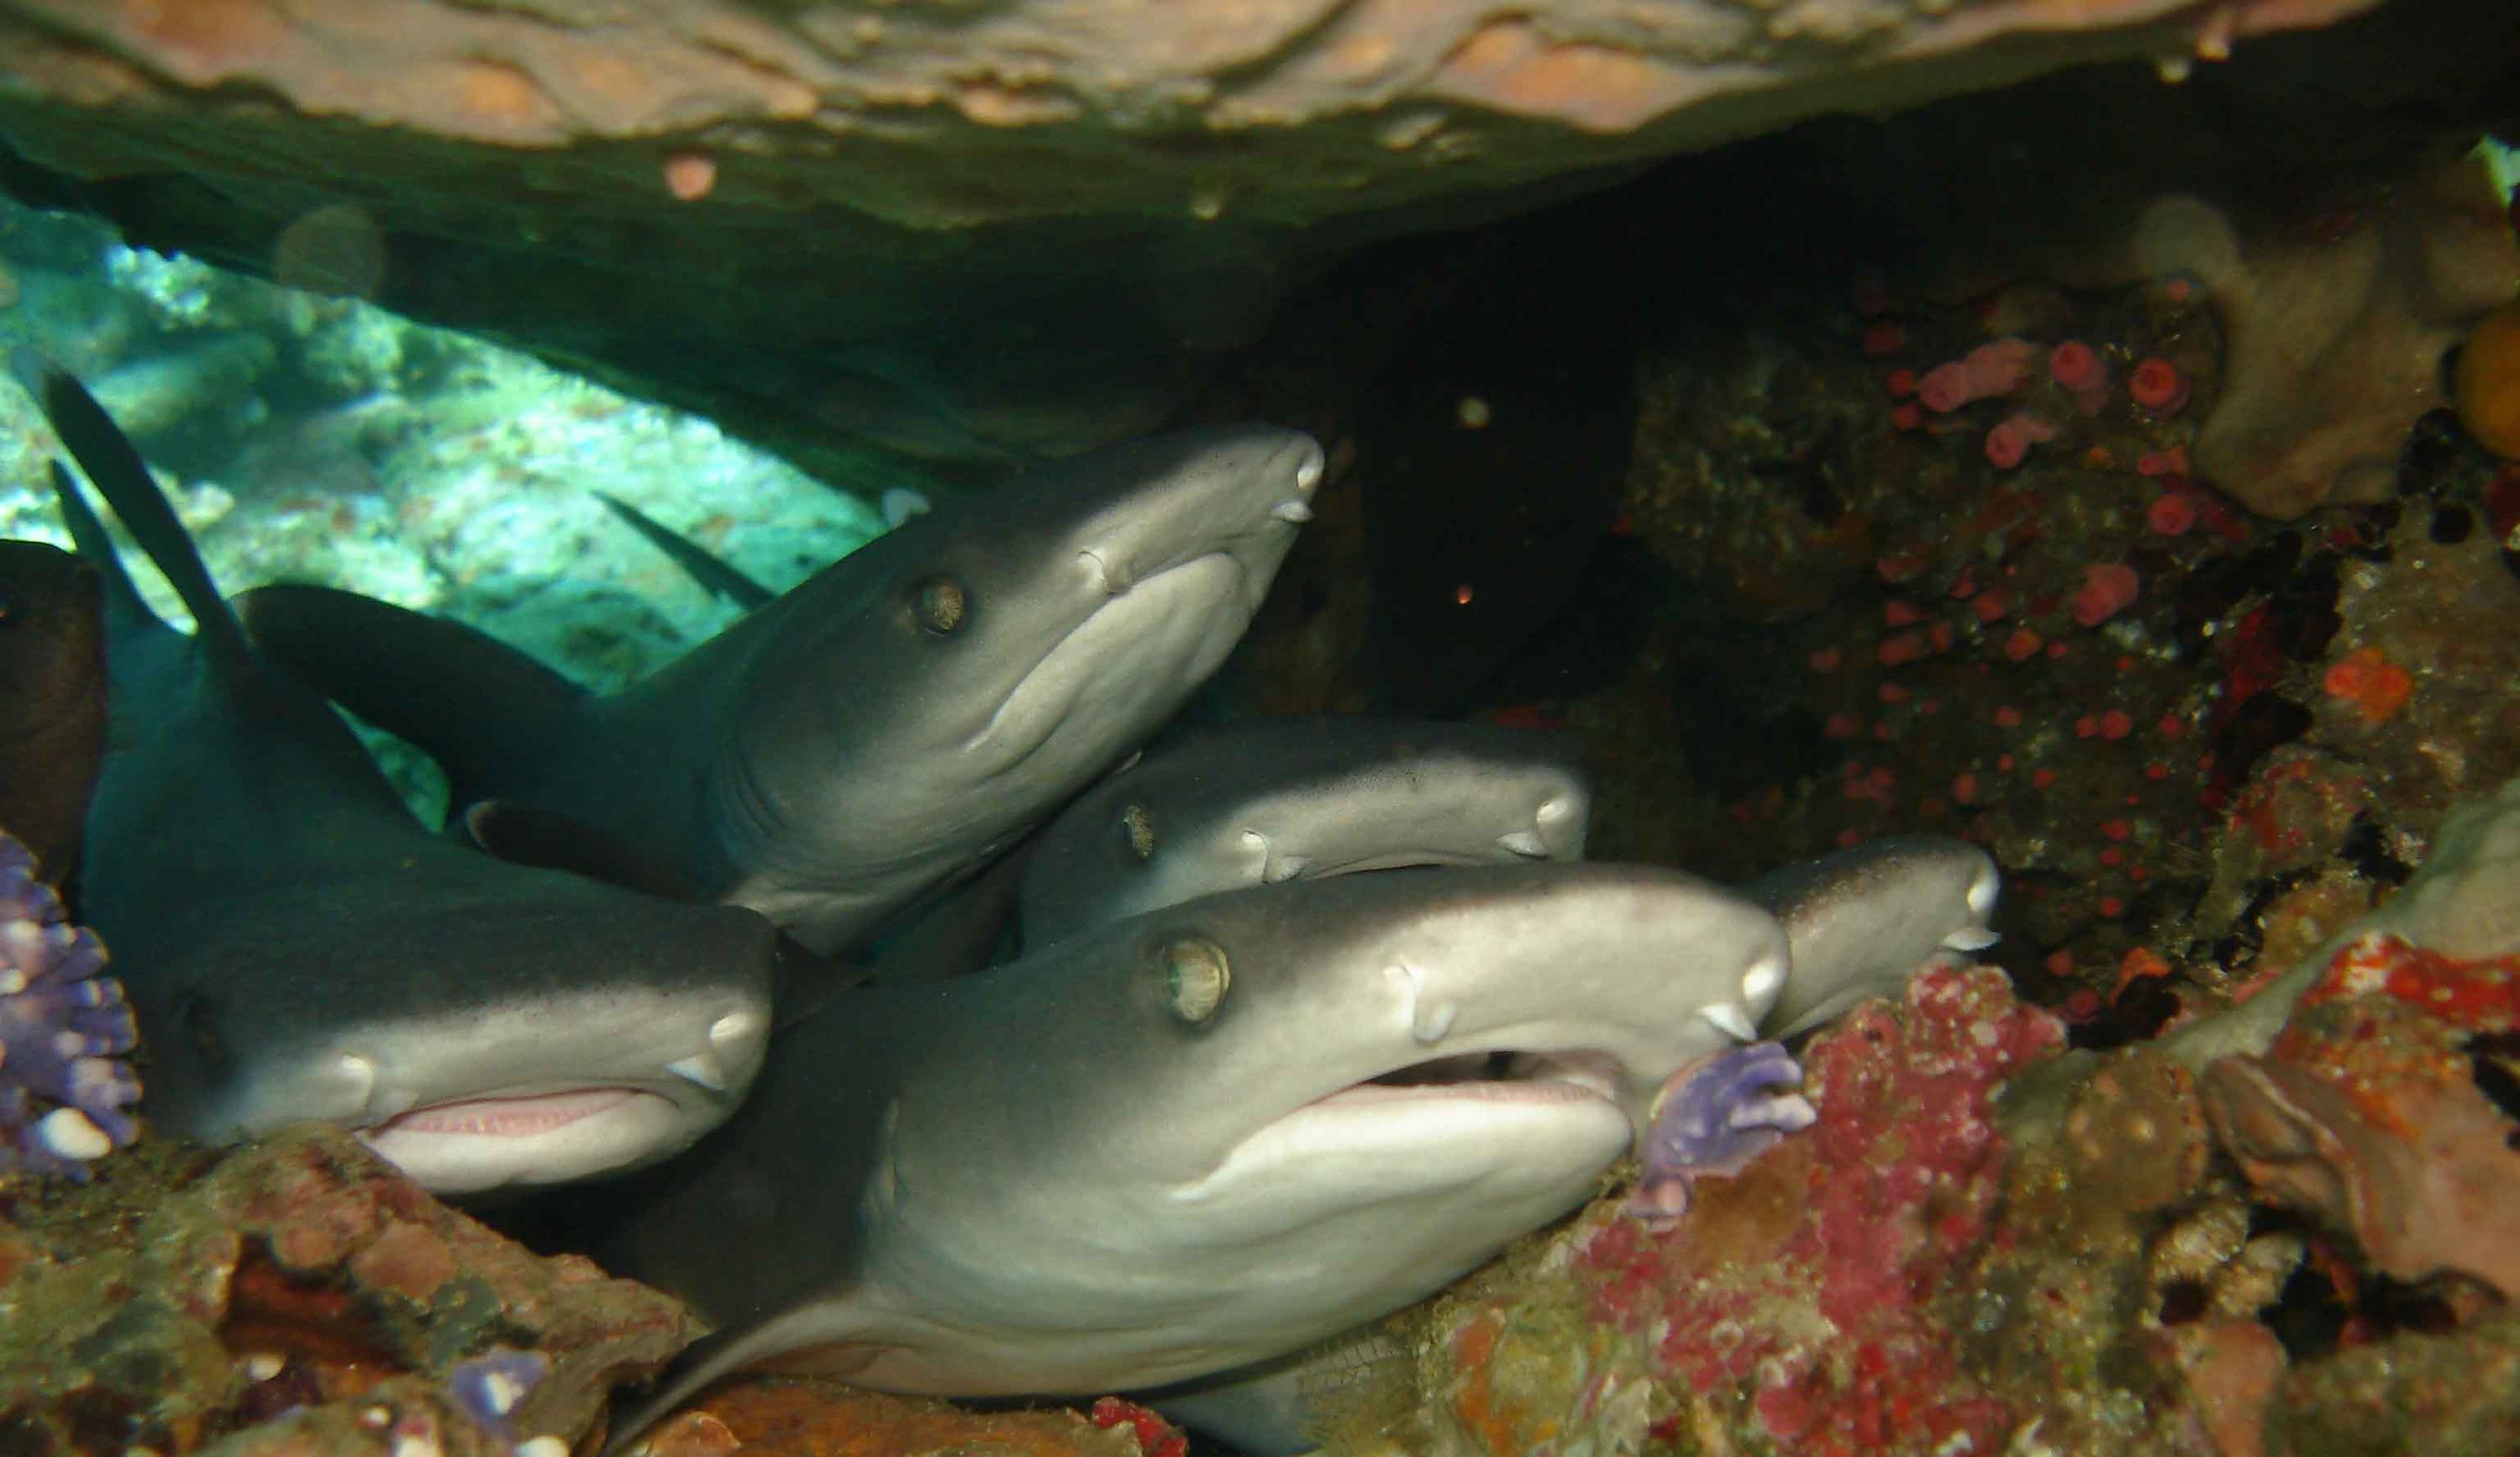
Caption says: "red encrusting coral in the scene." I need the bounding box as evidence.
[1918,338,2039,413]
[1088,1397,1189,1457]
[2321,645,2415,723]
[2128,357,2191,413]
[2071,562,2142,626]
[1561,967,2064,1457]
[2300,933,2520,1029]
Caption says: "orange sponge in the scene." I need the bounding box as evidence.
[2454,300,2520,460]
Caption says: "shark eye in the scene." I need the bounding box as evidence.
[912,576,966,635]
[1121,803,1156,860]
[0,585,19,623]
[1160,937,1229,1025]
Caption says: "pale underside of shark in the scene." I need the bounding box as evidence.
[239,425,1325,954]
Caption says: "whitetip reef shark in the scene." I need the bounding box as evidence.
[13,352,790,1197]
[1742,834,2002,1040]
[1016,714,1591,951]
[585,861,1794,1449]
[237,424,1324,953]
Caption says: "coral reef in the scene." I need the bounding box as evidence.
[1355,966,2075,1455]
[636,1385,1174,1457]
[2204,934,2520,1298]
[2143,156,2520,519]
[0,1122,1186,1454]
[0,1125,692,1452]
[0,830,139,1179]
[0,8,2511,1449]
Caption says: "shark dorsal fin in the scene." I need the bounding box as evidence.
[49,462,165,639]
[13,350,249,668]
[595,491,775,611]
[234,582,586,806]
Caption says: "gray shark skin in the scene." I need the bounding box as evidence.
[239,425,1323,953]
[14,352,785,1197]
[1743,834,2001,1041]
[591,862,1791,1447]
[1017,716,1591,952]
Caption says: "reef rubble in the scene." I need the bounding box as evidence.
[0,1124,1182,1455]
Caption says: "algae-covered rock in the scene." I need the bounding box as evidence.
[0,1127,692,1453]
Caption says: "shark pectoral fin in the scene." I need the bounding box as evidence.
[236,583,584,802]
[465,799,702,902]
[750,1343,887,1379]
[604,1306,893,1455]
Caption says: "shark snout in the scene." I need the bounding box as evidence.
[1496,792,1587,860]
[1070,426,1322,592]
[1349,876,1793,1122]
[286,997,774,1194]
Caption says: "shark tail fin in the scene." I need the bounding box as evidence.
[11,349,250,667]
[49,461,166,640]
[234,582,584,805]
[595,491,776,610]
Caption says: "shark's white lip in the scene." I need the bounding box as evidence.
[1182,1038,1635,1193]
[366,1085,655,1137]
[356,1084,697,1195]
[1303,849,1503,877]
[1177,1047,1631,1207]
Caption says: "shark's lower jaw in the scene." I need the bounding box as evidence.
[356,1085,697,1195]
[1177,1048,1636,1217]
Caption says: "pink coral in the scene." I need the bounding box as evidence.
[1918,338,2039,413]
[2072,562,2142,626]
[2129,357,2191,413]
[1983,410,2059,469]
[1567,966,2063,1457]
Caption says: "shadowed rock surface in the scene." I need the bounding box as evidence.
[0,0,2381,469]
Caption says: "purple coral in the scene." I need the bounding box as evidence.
[0,832,140,1177]
[448,1346,550,1438]
[1629,1041,1816,1224]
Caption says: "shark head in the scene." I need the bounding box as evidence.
[1019,718,1592,949]
[726,424,1322,949]
[843,863,1786,1395]
[132,865,784,1197]
[1744,834,2002,1041]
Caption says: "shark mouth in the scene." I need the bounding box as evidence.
[356,1085,693,1195]
[1181,1044,1639,1207]
[365,1086,663,1137]
[1339,1048,1625,1105]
